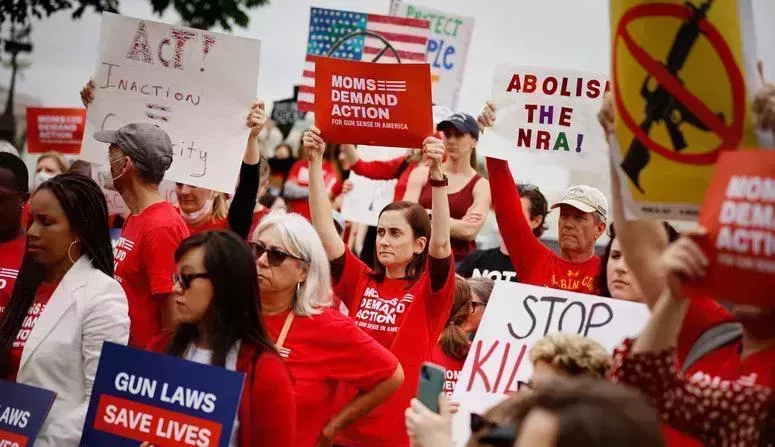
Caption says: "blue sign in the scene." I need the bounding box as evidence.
[80,342,245,447]
[0,379,56,446]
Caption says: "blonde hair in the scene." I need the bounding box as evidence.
[254,210,332,316]
[212,193,228,220]
[37,151,70,173]
[529,333,609,378]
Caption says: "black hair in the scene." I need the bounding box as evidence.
[0,173,113,376]
[165,230,276,367]
[598,222,680,298]
[0,152,29,194]
[517,184,549,238]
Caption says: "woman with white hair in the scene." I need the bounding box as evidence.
[251,210,404,447]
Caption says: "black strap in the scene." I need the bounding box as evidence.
[681,322,743,374]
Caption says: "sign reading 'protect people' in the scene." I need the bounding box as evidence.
[314,58,433,149]
[81,343,244,447]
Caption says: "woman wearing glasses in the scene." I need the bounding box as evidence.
[146,230,295,446]
[250,211,404,447]
[305,127,456,447]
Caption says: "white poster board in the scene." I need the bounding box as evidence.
[451,281,649,445]
[390,0,474,109]
[341,145,405,226]
[80,13,261,194]
[479,65,610,174]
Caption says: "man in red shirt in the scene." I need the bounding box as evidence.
[94,123,189,347]
[0,153,29,308]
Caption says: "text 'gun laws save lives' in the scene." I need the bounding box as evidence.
[80,343,244,447]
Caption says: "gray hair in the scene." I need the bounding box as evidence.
[255,210,332,316]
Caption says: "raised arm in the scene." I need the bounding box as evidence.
[425,137,452,260]
[228,100,266,239]
[402,165,429,203]
[305,126,346,260]
[449,178,491,241]
[351,156,408,181]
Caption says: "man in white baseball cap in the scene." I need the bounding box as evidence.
[551,184,608,264]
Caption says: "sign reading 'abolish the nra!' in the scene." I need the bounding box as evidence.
[314,58,433,149]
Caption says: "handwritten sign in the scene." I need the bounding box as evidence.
[686,150,775,307]
[80,13,261,194]
[610,0,765,221]
[479,65,610,173]
[0,379,56,446]
[450,281,649,444]
[25,107,87,154]
[389,1,473,109]
[81,342,244,447]
[314,58,433,148]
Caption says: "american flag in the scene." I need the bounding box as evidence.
[297,7,429,112]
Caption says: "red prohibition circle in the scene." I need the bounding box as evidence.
[613,3,746,165]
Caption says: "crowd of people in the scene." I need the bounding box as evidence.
[0,58,774,447]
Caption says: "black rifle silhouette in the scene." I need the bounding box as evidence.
[621,0,724,193]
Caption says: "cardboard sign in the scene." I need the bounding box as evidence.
[451,282,649,444]
[81,342,244,447]
[80,13,261,194]
[686,150,775,307]
[610,0,766,221]
[298,7,429,112]
[0,379,56,446]
[389,1,474,109]
[479,65,610,173]
[25,107,87,154]
[314,58,433,148]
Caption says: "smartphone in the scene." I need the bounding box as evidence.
[416,362,446,413]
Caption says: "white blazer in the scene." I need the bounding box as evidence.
[16,256,130,447]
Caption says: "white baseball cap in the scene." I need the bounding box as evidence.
[551,185,609,221]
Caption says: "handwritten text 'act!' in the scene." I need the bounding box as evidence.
[114,372,217,413]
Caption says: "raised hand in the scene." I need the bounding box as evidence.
[302,126,326,162]
[598,91,615,136]
[246,100,267,136]
[80,78,96,108]
[476,100,496,131]
[753,61,775,134]
[422,136,445,178]
[661,229,708,296]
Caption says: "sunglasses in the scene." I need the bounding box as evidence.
[172,272,210,290]
[250,242,303,266]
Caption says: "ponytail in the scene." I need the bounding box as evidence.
[439,277,473,360]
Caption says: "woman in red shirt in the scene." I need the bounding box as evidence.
[0,153,28,307]
[431,276,473,398]
[251,210,403,447]
[146,230,295,446]
[305,127,456,447]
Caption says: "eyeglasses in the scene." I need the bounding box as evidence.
[249,242,303,266]
[172,272,210,290]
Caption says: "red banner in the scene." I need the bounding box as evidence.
[25,107,86,154]
[314,58,433,148]
[688,150,775,307]
[0,428,28,447]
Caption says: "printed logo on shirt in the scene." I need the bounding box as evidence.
[354,292,414,332]
[0,267,19,291]
[472,268,517,282]
[549,270,596,293]
[113,237,135,280]
[13,302,47,348]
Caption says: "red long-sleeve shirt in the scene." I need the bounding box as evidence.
[350,157,417,201]
[486,157,601,294]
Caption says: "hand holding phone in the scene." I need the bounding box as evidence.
[416,362,446,413]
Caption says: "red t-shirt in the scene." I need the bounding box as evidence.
[248,208,272,240]
[487,158,601,294]
[430,345,466,398]
[178,210,228,235]
[332,248,455,447]
[286,160,341,219]
[0,234,25,306]
[115,202,189,347]
[3,281,58,381]
[264,308,398,447]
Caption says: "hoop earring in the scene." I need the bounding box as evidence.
[68,240,80,264]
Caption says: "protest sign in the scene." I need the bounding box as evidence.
[610,0,765,221]
[340,145,405,225]
[314,58,433,148]
[685,150,775,307]
[80,13,261,194]
[298,7,429,112]
[25,107,87,154]
[0,380,56,446]
[81,342,244,447]
[451,281,649,444]
[478,65,610,173]
[389,1,474,109]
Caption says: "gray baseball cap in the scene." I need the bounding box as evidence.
[94,123,174,175]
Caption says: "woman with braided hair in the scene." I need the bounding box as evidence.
[0,173,129,446]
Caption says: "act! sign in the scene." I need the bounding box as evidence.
[0,379,56,446]
[80,13,261,194]
[314,58,433,148]
[687,150,775,307]
[610,0,765,221]
[25,107,87,154]
[450,282,649,444]
[478,65,610,173]
[81,343,244,447]
[389,0,474,109]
